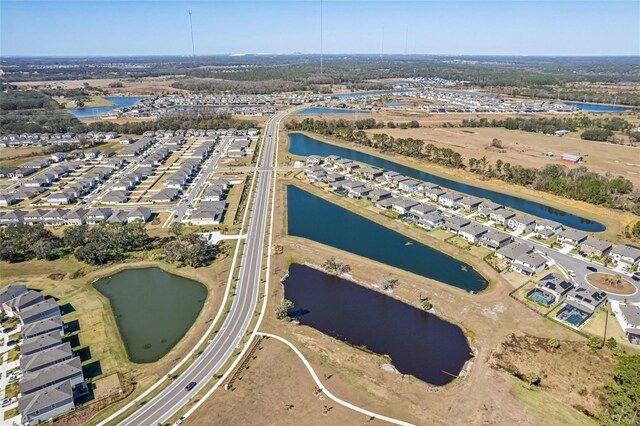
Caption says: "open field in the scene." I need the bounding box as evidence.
[278,127,639,244]
[14,76,186,96]
[183,172,638,425]
[0,250,234,423]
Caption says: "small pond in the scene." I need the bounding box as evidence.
[283,264,473,385]
[94,267,207,363]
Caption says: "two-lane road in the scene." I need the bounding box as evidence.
[118,108,292,426]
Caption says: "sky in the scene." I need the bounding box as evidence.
[1,0,639,57]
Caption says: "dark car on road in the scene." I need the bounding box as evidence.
[586,266,597,272]
[185,382,197,391]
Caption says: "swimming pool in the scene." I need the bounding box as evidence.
[527,289,554,306]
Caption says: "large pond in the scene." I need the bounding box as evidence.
[287,185,487,292]
[297,108,365,115]
[333,90,412,99]
[288,132,605,232]
[565,102,630,113]
[69,97,143,120]
[94,267,207,363]
[283,264,472,385]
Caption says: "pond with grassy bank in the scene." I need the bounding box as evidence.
[94,267,207,363]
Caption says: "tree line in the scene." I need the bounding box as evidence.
[287,118,636,212]
[461,115,632,137]
[0,222,222,268]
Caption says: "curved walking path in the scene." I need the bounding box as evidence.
[257,332,415,426]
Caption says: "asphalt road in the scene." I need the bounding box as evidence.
[119,109,291,426]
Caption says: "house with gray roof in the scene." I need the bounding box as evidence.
[417,211,444,230]
[22,316,64,340]
[443,215,471,233]
[458,196,482,212]
[409,203,437,219]
[438,191,463,208]
[557,229,588,247]
[423,186,445,202]
[45,192,75,206]
[479,229,512,250]
[496,241,533,262]
[127,207,152,223]
[0,283,28,312]
[348,185,371,200]
[580,237,613,258]
[20,357,83,395]
[391,197,420,215]
[2,290,44,316]
[609,245,640,267]
[564,287,607,315]
[19,380,75,425]
[21,331,63,356]
[150,188,179,203]
[458,223,488,244]
[618,304,640,344]
[535,219,563,234]
[367,188,392,203]
[535,273,573,303]
[17,299,61,326]
[490,208,516,225]
[508,214,536,233]
[101,190,129,205]
[20,342,74,373]
[511,252,547,276]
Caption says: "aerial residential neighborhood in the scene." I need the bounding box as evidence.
[1,1,639,426]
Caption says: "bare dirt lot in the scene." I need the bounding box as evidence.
[14,76,185,96]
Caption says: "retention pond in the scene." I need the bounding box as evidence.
[283,264,473,386]
[94,267,207,363]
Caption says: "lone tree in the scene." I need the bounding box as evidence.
[547,338,561,350]
[322,257,351,276]
[275,299,294,320]
[379,275,399,292]
[418,292,432,311]
[523,371,540,388]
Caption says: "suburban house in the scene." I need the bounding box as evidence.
[535,219,563,234]
[423,187,445,202]
[22,316,64,340]
[374,198,395,210]
[45,192,75,206]
[0,284,28,312]
[348,185,371,200]
[3,290,45,316]
[367,188,392,202]
[580,237,613,258]
[490,208,516,225]
[391,197,420,215]
[127,207,152,223]
[479,229,512,250]
[511,252,548,276]
[17,299,61,326]
[20,342,74,373]
[496,241,534,262]
[359,167,384,181]
[561,287,607,325]
[477,201,503,218]
[188,201,227,226]
[507,214,536,233]
[85,208,112,224]
[535,273,574,304]
[417,212,444,230]
[19,380,75,425]
[381,170,401,183]
[557,229,588,248]
[617,304,640,345]
[409,203,438,219]
[20,357,84,395]
[326,172,345,184]
[443,216,471,233]
[21,331,63,357]
[458,223,488,244]
[150,188,179,203]
[398,179,420,193]
[609,245,640,268]
[438,192,463,208]
[101,191,129,205]
[457,196,482,212]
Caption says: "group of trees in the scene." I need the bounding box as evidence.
[461,116,633,142]
[467,160,634,209]
[163,223,221,268]
[0,224,63,262]
[63,222,151,265]
[596,355,640,425]
[322,257,352,276]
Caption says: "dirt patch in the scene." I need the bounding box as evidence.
[586,273,637,295]
[490,333,615,416]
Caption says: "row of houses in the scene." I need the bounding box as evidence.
[0,284,85,425]
[186,179,233,225]
[0,207,152,227]
[141,127,259,139]
[0,131,118,148]
[308,156,640,270]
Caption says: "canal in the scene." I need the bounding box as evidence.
[94,267,207,363]
[288,132,605,232]
[283,264,472,386]
[287,185,487,292]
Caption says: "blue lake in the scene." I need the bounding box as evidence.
[287,185,488,292]
[384,101,412,106]
[288,132,605,232]
[297,108,366,115]
[565,102,629,113]
[69,97,143,119]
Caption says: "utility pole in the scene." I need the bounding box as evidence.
[188,9,195,57]
[405,27,409,55]
[320,0,323,75]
